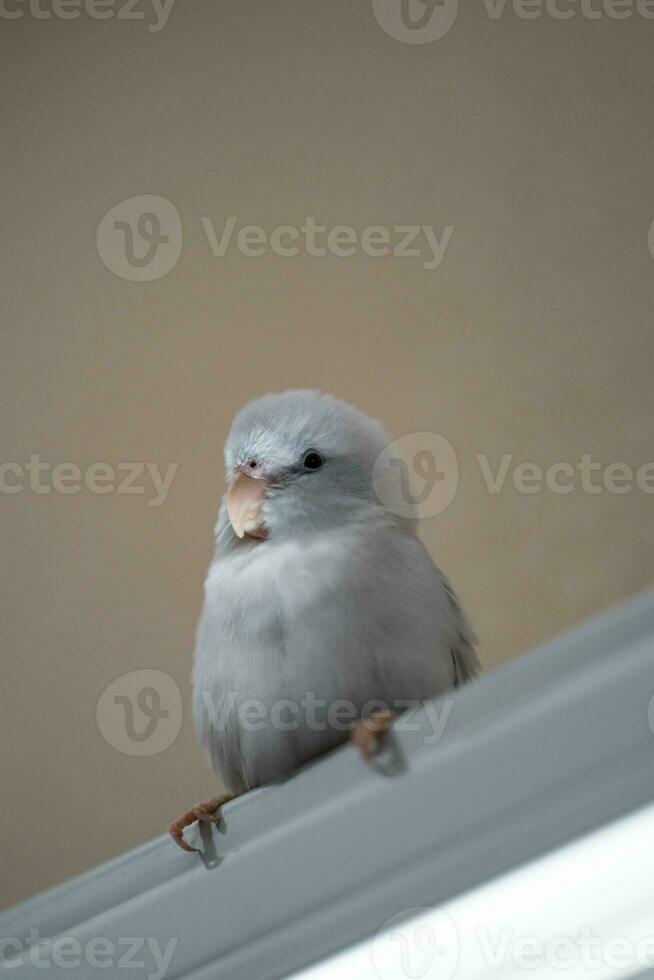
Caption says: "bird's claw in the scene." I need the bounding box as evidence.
[168,795,233,852]
[351,709,395,759]
[191,804,221,823]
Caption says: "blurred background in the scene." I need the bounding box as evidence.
[1,0,653,910]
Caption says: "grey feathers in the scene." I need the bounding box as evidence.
[193,390,478,794]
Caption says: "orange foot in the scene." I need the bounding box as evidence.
[168,794,234,853]
[351,709,395,759]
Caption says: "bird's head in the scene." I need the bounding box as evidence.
[222,389,393,543]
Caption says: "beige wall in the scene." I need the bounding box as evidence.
[2,0,653,910]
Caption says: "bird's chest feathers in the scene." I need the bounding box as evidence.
[198,535,351,692]
[208,537,339,621]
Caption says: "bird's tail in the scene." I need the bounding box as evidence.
[452,640,481,686]
[443,576,481,686]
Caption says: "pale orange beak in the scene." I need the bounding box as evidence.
[226,470,269,539]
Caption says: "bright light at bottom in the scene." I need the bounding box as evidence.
[290,802,654,980]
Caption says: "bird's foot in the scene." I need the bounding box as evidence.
[168,794,234,853]
[351,709,395,759]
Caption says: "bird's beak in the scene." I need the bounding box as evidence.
[226,470,269,539]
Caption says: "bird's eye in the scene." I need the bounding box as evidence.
[302,450,324,471]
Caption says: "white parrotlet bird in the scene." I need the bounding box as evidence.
[169,390,478,851]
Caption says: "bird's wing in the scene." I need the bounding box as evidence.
[441,575,481,685]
